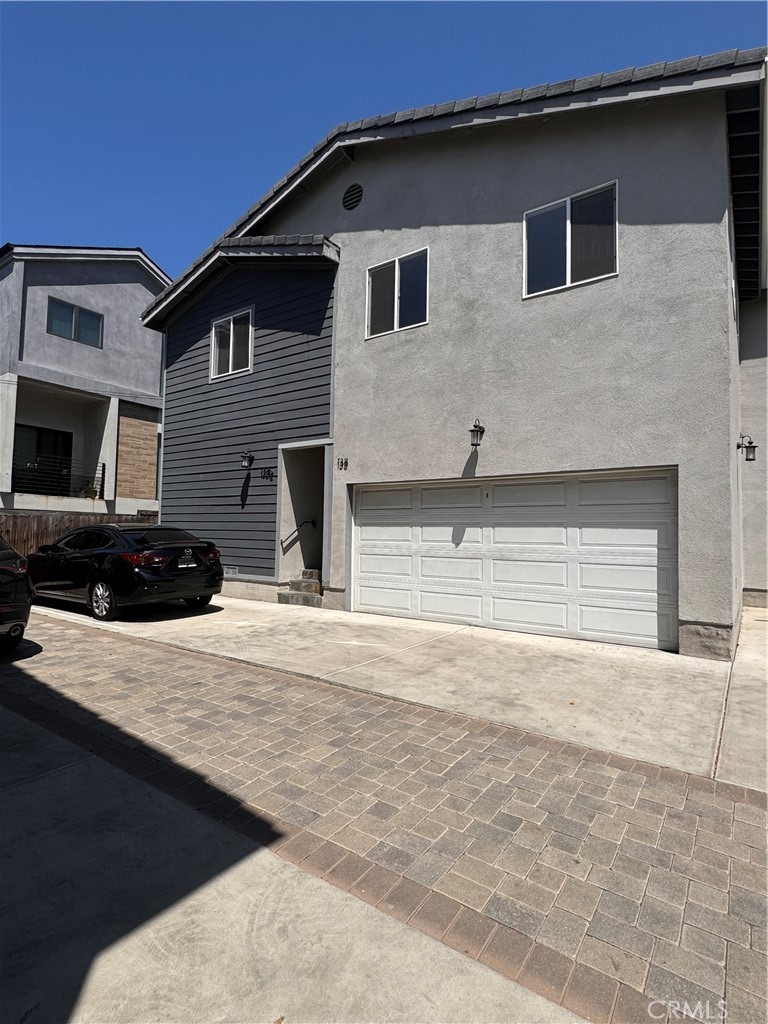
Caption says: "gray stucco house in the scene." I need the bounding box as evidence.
[143,48,766,661]
[0,244,170,527]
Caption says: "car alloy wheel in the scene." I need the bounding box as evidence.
[91,581,117,620]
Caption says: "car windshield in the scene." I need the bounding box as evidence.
[0,537,11,552]
[122,527,200,547]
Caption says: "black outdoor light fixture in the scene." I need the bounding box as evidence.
[239,449,275,480]
[737,434,758,462]
[470,419,485,449]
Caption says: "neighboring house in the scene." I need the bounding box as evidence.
[0,244,170,532]
[143,48,766,661]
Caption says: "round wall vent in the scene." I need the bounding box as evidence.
[342,183,363,210]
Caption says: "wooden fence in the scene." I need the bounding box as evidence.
[0,511,158,556]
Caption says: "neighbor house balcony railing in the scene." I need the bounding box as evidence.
[12,453,105,499]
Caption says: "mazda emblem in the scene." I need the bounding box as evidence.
[184,548,192,556]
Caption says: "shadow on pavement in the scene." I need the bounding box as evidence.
[32,595,225,624]
[0,646,283,1024]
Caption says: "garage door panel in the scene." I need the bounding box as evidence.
[359,488,413,510]
[578,563,673,596]
[578,522,672,551]
[492,481,567,507]
[492,559,568,588]
[492,524,568,547]
[357,585,412,612]
[359,553,413,577]
[420,523,483,545]
[354,473,678,651]
[421,485,483,508]
[578,604,676,643]
[358,523,413,543]
[420,555,483,582]
[491,596,569,630]
[419,591,483,620]
[577,475,674,507]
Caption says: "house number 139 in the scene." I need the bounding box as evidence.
[336,457,348,471]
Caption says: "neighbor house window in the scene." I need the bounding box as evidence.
[367,248,428,338]
[210,309,252,379]
[47,298,103,347]
[524,183,617,297]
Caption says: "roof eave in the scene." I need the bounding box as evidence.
[1,244,172,288]
[141,238,339,329]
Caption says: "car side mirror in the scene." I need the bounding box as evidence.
[38,544,56,554]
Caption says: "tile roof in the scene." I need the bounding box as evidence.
[144,47,766,324]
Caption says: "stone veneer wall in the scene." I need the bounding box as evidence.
[116,402,159,500]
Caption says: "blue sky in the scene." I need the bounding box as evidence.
[1,1,764,279]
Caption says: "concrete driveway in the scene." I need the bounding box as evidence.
[30,597,766,787]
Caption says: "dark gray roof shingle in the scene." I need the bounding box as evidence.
[144,47,765,323]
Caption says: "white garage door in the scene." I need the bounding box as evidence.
[353,471,678,650]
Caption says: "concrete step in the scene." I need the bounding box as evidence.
[301,569,320,581]
[289,579,322,595]
[277,591,323,609]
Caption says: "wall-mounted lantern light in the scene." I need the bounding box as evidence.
[470,419,485,449]
[737,434,758,462]
[240,449,275,481]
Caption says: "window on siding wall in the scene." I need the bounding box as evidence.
[525,183,617,297]
[47,298,104,347]
[210,310,252,378]
[367,248,428,337]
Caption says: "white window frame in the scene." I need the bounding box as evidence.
[209,306,254,380]
[365,247,429,339]
[523,181,619,299]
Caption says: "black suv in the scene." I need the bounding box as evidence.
[0,536,33,649]
[28,525,223,621]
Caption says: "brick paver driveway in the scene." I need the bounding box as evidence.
[3,616,766,1024]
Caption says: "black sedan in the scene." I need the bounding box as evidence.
[0,535,33,649]
[28,525,223,621]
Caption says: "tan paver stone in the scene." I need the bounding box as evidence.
[497,844,538,877]
[519,942,575,1004]
[479,924,534,980]
[540,845,592,880]
[653,939,725,996]
[562,962,619,1024]
[588,864,647,902]
[537,906,589,959]
[528,862,568,893]
[556,877,603,920]
[434,871,493,912]
[498,875,557,914]
[681,924,727,965]
[452,855,505,890]
[442,907,497,958]
[578,935,649,990]
[689,880,730,913]
[408,891,462,939]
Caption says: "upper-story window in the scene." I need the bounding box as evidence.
[367,248,428,338]
[210,308,252,379]
[47,297,104,348]
[524,183,617,298]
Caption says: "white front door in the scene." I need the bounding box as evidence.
[353,471,678,650]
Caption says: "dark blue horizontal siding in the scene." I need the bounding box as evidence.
[162,266,334,577]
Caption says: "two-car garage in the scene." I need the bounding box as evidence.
[352,470,678,651]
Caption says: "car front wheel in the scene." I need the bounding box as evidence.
[183,595,213,609]
[90,580,119,621]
